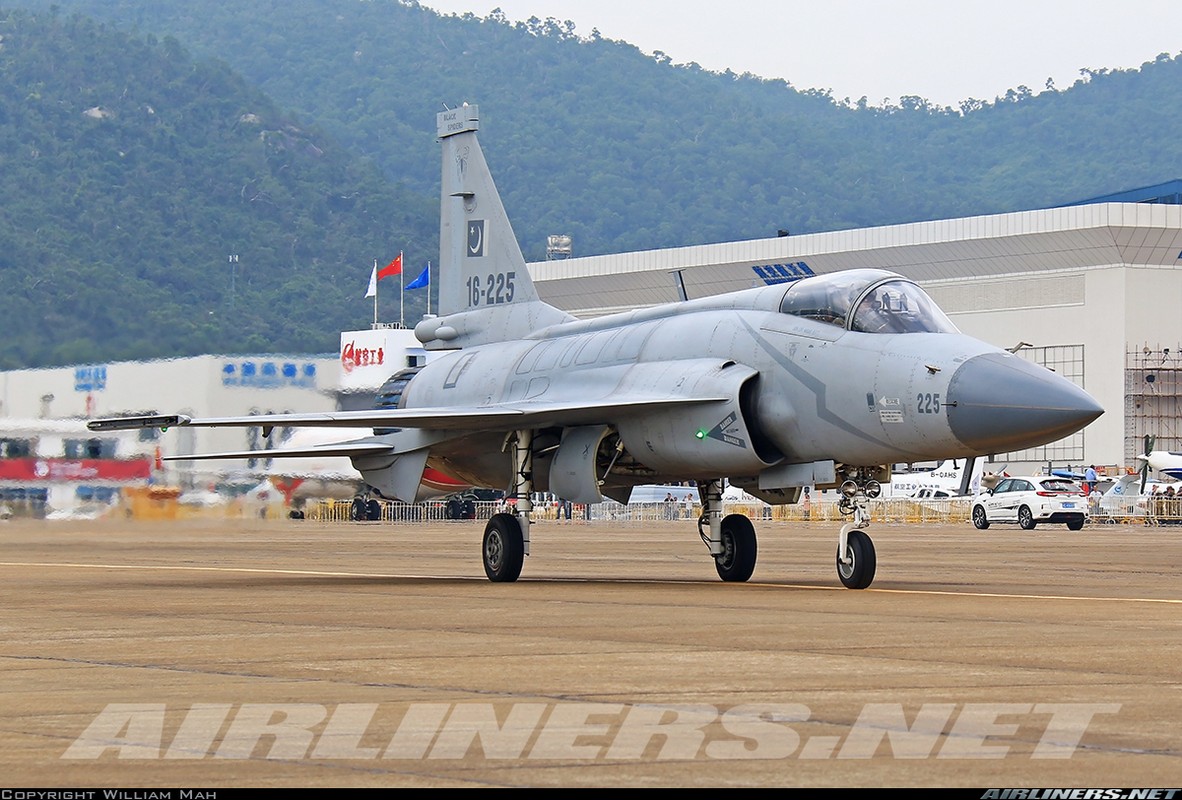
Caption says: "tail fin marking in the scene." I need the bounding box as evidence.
[417,104,573,349]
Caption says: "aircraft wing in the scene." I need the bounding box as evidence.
[162,440,395,462]
[87,395,727,434]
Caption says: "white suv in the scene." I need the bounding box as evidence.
[971,476,1088,531]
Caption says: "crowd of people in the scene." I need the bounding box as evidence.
[1148,484,1180,524]
[663,492,696,520]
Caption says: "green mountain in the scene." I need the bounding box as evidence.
[0,8,434,368]
[3,0,1182,369]
[17,0,1182,252]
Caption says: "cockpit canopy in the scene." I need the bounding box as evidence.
[779,268,959,334]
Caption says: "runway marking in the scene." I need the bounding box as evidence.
[0,560,441,580]
[826,585,1182,604]
[740,582,1182,604]
[1,560,1180,604]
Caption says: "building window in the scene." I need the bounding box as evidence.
[998,344,1086,464]
[64,438,117,459]
[0,438,33,458]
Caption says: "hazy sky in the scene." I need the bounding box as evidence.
[420,0,1182,107]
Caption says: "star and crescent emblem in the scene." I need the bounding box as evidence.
[467,220,485,257]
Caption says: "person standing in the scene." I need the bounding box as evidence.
[1083,464,1098,495]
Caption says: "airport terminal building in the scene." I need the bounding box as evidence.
[0,327,434,511]
[0,354,340,494]
[530,182,1182,476]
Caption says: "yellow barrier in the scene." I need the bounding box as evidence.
[121,486,182,520]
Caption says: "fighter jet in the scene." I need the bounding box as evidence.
[89,103,1103,589]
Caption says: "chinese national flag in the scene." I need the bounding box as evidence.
[377,253,402,280]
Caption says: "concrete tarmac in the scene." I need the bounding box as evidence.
[1,514,1180,788]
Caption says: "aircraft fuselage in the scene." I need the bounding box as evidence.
[402,279,1095,498]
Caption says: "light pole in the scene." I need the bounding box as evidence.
[228,253,239,307]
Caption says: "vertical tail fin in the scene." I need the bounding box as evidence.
[414,104,574,349]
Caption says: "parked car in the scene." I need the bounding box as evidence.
[971,476,1088,530]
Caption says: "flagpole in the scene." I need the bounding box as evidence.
[399,250,405,328]
[372,259,378,326]
[427,261,432,316]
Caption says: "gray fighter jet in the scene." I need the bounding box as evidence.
[90,104,1103,588]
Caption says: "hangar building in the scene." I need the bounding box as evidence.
[529,182,1182,477]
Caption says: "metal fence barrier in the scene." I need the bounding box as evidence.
[303,497,980,525]
[42,493,1181,525]
[1092,496,1182,525]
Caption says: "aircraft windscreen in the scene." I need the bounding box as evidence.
[779,269,959,334]
[848,280,959,334]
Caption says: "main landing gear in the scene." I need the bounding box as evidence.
[697,479,758,582]
[694,476,880,589]
[481,430,533,582]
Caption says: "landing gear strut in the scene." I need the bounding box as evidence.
[482,429,534,582]
[698,479,757,582]
[835,477,880,589]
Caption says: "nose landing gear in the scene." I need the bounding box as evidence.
[835,477,880,589]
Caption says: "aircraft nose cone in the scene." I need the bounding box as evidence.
[946,352,1103,453]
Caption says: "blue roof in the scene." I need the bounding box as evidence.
[1057,179,1182,207]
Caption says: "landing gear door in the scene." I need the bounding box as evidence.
[549,425,613,505]
[353,448,430,503]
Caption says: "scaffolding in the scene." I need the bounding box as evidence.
[1125,343,1182,466]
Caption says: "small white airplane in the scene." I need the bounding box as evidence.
[883,457,1002,498]
[1128,434,1182,491]
[262,426,367,502]
[1137,450,1182,482]
[261,426,472,518]
[1093,471,1174,516]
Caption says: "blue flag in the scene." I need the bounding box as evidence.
[406,264,430,290]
